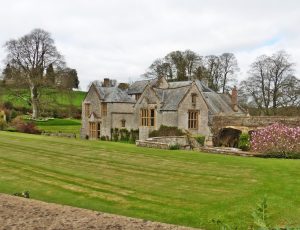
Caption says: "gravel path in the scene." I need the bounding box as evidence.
[0,194,198,230]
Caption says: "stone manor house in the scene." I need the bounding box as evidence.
[81,77,246,140]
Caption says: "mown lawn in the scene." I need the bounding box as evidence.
[34,118,81,135]
[0,132,299,229]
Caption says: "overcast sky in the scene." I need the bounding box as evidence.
[0,0,300,90]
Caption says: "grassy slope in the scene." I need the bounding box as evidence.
[0,132,300,229]
[1,88,86,108]
[34,119,81,135]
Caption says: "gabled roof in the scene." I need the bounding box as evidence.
[153,80,246,114]
[127,78,158,95]
[153,86,190,111]
[94,85,135,103]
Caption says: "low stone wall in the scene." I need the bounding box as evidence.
[136,136,191,149]
[136,140,170,149]
[42,132,76,138]
[198,147,261,157]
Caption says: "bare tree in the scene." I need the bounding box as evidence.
[219,53,239,93]
[3,28,64,118]
[240,51,297,115]
[204,55,222,91]
[143,50,203,81]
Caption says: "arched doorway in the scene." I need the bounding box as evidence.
[214,128,242,147]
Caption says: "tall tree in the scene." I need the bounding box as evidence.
[144,50,203,81]
[219,53,239,93]
[240,51,297,115]
[3,28,64,118]
[56,68,79,89]
[203,55,222,91]
[45,63,55,85]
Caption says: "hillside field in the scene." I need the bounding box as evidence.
[0,88,86,109]
[0,131,300,229]
[34,118,81,135]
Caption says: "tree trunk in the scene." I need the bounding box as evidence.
[30,85,39,119]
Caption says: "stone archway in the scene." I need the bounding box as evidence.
[214,128,242,148]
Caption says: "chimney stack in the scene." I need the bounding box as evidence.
[103,78,110,87]
[231,86,238,112]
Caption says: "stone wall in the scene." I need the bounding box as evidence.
[177,83,210,136]
[211,115,300,137]
[81,85,101,138]
[212,115,300,131]
[136,136,191,149]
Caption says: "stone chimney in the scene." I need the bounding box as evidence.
[103,78,110,87]
[231,86,238,112]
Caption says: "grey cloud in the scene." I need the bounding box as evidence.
[0,0,299,90]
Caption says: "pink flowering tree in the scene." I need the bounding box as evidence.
[251,123,300,156]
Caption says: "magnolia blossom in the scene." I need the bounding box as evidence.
[251,123,300,154]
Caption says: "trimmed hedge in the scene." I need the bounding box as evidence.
[149,125,184,137]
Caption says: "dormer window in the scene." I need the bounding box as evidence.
[84,103,90,117]
[191,93,197,106]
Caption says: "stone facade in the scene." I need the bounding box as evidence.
[81,77,246,140]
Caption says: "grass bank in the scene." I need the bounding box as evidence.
[0,131,299,229]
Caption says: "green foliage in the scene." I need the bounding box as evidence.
[100,135,109,141]
[0,112,7,130]
[211,219,237,230]
[149,125,184,137]
[112,128,119,141]
[129,129,139,143]
[13,191,30,198]
[3,101,13,110]
[238,133,250,151]
[252,195,269,229]
[212,196,299,229]
[1,88,85,118]
[120,129,130,142]
[169,144,180,150]
[194,135,205,146]
[110,128,139,143]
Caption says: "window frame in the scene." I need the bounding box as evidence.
[140,108,155,127]
[188,110,199,130]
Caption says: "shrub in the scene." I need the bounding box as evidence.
[120,129,130,142]
[13,191,30,198]
[112,128,119,141]
[11,117,41,134]
[251,123,300,157]
[129,129,139,143]
[149,125,184,137]
[100,136,107,141]
[238,133,250,151]
[194,135,205,146]
[3,101,13,110]
[169,144,180,150]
